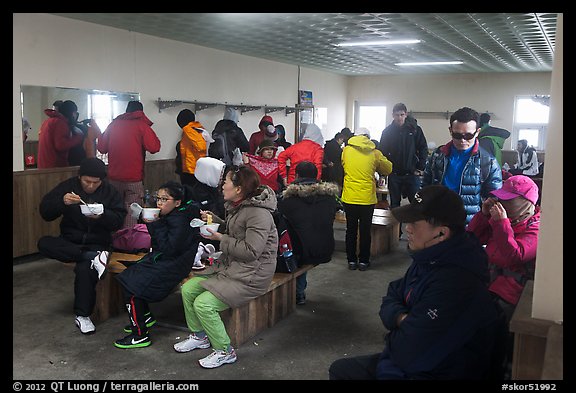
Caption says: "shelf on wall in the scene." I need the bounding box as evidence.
[156,98,297,116]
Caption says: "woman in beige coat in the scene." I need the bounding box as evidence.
[174,165,278,369]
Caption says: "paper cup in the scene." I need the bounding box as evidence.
[200,223,219,236]
[141,208,161,221]
[130,202,143,219]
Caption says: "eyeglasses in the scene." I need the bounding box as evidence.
[154,195,174,203]
[451,130,478,140]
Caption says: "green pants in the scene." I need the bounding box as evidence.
[180,276,231,350]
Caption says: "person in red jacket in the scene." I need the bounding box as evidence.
[248,115,277,155]
[37,100,83,168]
[97,101,161,228]
[467,174,540,378]
[277,123,324,186]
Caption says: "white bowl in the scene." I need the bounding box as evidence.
[80,203,103,216]
[141,208,161,221]
[200,223,219,236]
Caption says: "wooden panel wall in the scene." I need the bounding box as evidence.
[13,159,179,258]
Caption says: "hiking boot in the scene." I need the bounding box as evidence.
[348,261,358,270]
[114,333,151,349]
[90,251,109,279]
[75,316,95,334]
[198,348,237,369]
[359,262,370,271]
[123,312,156,333]
[173,334,211,353]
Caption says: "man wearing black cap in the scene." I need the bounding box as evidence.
[37,158,126,335]
[329,185,506,380]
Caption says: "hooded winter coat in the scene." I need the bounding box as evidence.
[116,200,201,303]
[97,111,161,182]
[478,125,510,167]
[180,121,208,175]
[199,186,278,308]
[278,124,325,184]
[278,179,340,265]
[377,232,502,379]
[38,109,83,168]
[341,136,393,205]
[467,207,540,305]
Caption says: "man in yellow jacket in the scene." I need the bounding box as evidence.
[341,134,393,271]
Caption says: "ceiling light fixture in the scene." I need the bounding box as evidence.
[395,61,463,66]
[336,39,421,47]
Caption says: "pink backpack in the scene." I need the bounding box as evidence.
[111,224,151,253]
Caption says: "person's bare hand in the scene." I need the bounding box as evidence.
[64,192,82,206]
[489,201,508,221]
[201,227,222,241]
[200,210,213,221]
[482,197,498,216]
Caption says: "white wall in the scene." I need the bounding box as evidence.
[347,72,551,149]
[13,13,347,171]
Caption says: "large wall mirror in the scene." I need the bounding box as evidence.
[20,85,139,169]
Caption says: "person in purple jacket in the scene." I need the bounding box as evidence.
[329,185,506,380]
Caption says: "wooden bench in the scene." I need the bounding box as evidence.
[94,252,314,347]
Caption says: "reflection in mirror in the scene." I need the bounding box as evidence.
[20,85,139,169]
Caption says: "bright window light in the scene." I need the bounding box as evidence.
[337,39,421,47]
[396,61,463,66]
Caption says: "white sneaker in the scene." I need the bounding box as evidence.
[200,243,216,258]
[75,316,95,334]
[90,251,109,279]
[173,334,211,353]
[199,348,237,369]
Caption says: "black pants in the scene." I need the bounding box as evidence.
[329,353,380,380]
[37,235,106,317]
[122,289,151,336]
[343,203,375,264]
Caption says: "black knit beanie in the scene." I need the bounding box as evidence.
[177,109,196,128]
[78,158,107,179]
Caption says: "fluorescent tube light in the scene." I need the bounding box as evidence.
[395,61,463,66]
[337,39,421,47]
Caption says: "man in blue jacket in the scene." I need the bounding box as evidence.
[329,185,506,380]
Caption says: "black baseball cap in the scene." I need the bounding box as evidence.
[391,185,466,227]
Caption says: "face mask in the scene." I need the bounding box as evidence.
[267,124,275,134]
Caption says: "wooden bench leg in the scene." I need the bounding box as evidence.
[91,272,125,323]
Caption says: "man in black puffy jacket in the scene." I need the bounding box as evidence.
[208,107,249,166]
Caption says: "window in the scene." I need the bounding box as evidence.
[512,96,549,150]
[354,102,387,142]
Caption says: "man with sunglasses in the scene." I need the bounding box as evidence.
[422,107,502,224]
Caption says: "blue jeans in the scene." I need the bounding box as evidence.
[387,174,421,209]
[296,273,307,298]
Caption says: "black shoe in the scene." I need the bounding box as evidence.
[296,294,306,305]
[348,262,358,270]
[359,262,370,271]
[114,333,151,349]
[124,313,156,333]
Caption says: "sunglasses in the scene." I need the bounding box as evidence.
[451,130,478,140]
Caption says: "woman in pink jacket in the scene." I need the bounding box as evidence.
[467,175,541,320]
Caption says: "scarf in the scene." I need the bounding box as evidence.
[499,197,535,225]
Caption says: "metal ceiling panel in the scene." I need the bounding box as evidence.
[50,13,558,76]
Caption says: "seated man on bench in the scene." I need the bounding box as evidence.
[278,161,340,305]
[37,158,126,335]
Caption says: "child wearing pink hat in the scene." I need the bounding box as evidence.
[467,175,541,376]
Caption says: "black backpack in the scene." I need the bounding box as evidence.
[209,132,232,166]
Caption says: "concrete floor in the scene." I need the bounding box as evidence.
[13,234,413,381]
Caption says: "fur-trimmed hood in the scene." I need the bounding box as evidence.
[283,180,339,200]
